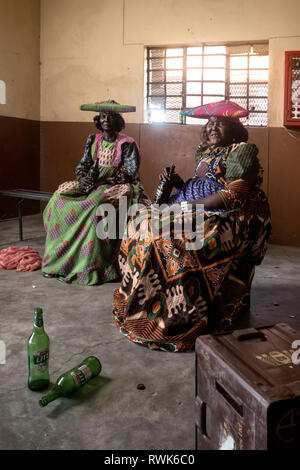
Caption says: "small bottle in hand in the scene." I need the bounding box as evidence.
[153,165,175,205]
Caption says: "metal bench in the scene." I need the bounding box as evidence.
[0,189,53,241]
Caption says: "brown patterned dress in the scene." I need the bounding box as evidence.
[112,142,271,351]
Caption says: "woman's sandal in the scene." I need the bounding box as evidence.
[42,272,57,279]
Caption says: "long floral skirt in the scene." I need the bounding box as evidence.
[112,190,271,351]
[42,175,149,286]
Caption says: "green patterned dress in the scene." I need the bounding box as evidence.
[42,133,149,285]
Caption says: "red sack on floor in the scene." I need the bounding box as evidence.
[0,246,42,271]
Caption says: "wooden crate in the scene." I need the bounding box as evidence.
[195,323,300,450]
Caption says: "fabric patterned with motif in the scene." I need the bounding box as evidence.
[112,142,271,351]
[42,134,149,285]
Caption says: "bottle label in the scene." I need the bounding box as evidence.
[33,348,49,372]
[71,364,92,388]
[34,317,43,328]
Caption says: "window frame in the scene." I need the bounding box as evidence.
[146,43,269,126]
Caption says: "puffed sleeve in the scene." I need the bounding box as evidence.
[216,142,263,210]
[120,141,141,180]
[75,134,95,180]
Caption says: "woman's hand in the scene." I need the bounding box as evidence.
[158,168,184,189]
[77,174,96,190]
[191,193,226,211]
[171,173,184,189]
[78,160,100,190]
[158,168,172,187]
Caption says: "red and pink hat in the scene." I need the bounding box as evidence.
[180,99,248,121]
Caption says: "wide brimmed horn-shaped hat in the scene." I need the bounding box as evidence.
[180,99,248,121]
[80,99,136,113]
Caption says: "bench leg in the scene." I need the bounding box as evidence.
[17,199,23,241]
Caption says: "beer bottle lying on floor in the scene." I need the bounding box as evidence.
[28,308,50,391]
[39,356,101,407]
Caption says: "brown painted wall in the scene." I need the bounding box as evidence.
[40,122,269,192]
[13,120,298,248]
[139,125,269,198]
[268,128,300,246]
[0,116,40,220]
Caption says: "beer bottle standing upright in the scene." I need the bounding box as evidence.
[39,356,101,407]
[28,308,50,391]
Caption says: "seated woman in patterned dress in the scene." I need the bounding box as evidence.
[42,100,149,285]
[112,100,271,352]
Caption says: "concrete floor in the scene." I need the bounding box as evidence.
[0,213,299,450]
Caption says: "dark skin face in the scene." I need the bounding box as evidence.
[99,112,118,141]
[79,112,118,189]
[180,117,232,208]
[205,117,234,147]
[158,116,235,210]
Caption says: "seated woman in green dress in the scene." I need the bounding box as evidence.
[112,100,271,351]
[42,100,149,285]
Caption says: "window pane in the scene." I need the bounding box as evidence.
[203,69,225,80]
[149,70,164,82]
[230,69,248,82]
[166,57,183,69]
[249,55,269,69]
[203,82,225,95]
[249,69,268,81]
[148,96,164,108]
[166,70,183,82]
[203,55,226,67]
[247,112,268,126]
[187,56,202,67]
[232,97,247,108]
[166,96,183,108]
[204,46,226,54]
[149,49,164,58]
[165,109,180,123]
[203,96,221,105]
[186,96,202,107]
[249,97,268,112]
[149,58,164,70]
[187,47,203,55]
[166,48,183,57]
[230,84,248,96]
[187,69,202,80]
[166,83,182,95]
[186,82,202,94]
[249,84,268,97]
[230,56,248,69]
[149,83,165,96]
[150,108,165,123]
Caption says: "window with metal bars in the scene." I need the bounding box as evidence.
[146,43,269,126]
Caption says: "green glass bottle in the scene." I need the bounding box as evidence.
[28,308,50,391]
[39,356,101,407]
